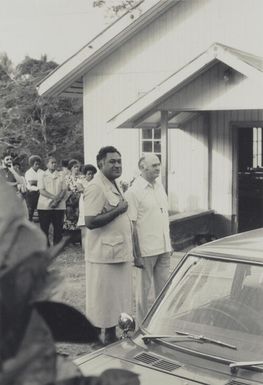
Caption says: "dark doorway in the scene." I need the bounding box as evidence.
[238,126,263,232]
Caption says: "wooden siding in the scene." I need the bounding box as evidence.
[83,0,263,180]
[83,74,140,179]
[210,111,233,215]
[168,114,208,213]
[84,0,263,198]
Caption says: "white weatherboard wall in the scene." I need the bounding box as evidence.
[168,115,208,213]
[83,0,263,184]
[167,109,263,231]
[83,74,140,182]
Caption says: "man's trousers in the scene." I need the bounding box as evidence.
[136,252,170,325]
[26,191,39,221]
[38,209,64,246]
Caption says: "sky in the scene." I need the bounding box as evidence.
[0,0,107,65]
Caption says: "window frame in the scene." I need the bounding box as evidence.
[140,127,162,160]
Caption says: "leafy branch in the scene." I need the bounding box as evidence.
[0,181,140,385]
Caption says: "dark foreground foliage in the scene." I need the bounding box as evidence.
[0,179,139,385]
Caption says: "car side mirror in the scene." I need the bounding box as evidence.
[118,313,135,338]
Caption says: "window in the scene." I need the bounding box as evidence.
[253,127,262,168]
[144,255,263,360]
[141,128,161,160]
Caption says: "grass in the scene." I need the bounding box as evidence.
[51,243,97,359]
[52,244,86,313]
[50,241,187,359]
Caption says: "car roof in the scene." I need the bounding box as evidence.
[189,228,263,263]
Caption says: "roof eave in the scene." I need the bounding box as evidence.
[107,47,216,129]
[107,43,263,129]
[37,0,179,98]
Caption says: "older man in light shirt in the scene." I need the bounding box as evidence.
[126,153,172,325]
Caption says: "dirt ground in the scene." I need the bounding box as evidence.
[51,243,97,359]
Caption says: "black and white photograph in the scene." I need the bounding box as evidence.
[1,1,263,384]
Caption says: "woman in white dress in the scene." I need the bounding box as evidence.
[77,164,97,251]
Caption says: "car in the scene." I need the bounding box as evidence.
[76,228,263,384]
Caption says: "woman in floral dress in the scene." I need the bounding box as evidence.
[63,159,82,242]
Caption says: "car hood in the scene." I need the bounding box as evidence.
[75,338,239,385]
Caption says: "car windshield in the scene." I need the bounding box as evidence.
[143,255,263,362]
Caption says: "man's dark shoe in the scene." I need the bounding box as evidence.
[104,326,118,345]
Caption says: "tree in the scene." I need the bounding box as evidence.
[16,55,57,79]
[0,54,84,169]
[0,52,14,80]
[93,0,142,21]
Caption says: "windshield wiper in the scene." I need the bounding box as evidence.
[142,330,237,350]
[230,361,263,374]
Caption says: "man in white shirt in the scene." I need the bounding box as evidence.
[126,153,172,324]
[37,156,68,246]
[25,155,44,221]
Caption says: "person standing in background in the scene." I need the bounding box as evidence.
[37,156,68,246]
[13,159,28,216]
[0,150,21,191]
[25,155,44,221]
[77,164,97,251]
[63,159,82,243]
[60,159,70,177]
[0,151,28,217]
[84,146,133,345]
[126,153,172,325]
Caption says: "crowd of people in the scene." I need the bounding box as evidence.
[0,145,172,346]
[0,148,97,246]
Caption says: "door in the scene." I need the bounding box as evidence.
[238,126,263,232]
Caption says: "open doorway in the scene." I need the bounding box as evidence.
[238,126,263,232]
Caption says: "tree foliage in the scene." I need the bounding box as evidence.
[0,53,84,169]
[0,52,14,80]
[93,0,142,21]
